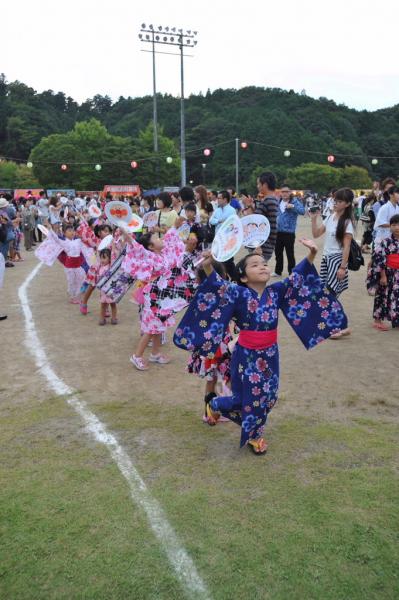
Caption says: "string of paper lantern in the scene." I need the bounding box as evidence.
[0,136,390,169]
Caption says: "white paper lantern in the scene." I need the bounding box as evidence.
[371,158,378,165]
[95,164,102,171]
[283,150,291,157]
[27,161,33,168]
[166,156,173,164]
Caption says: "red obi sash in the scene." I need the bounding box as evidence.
[387,254,399,269]
[204,345,224,370]
[64,255,83,268]
[238,329,278,350]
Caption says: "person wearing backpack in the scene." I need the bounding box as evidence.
[310,187,354,338]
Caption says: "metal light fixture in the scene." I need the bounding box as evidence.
[138,22,199,186]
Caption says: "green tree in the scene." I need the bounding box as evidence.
[0,160,40,188]
[2,79,399,186]
[30,119,137,189]
[0,73,8,148]
[340,165,372,189]
[286,163,342,193]
[134,122,180,188]
[247,164,289,193]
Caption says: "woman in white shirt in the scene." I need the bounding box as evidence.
[311,188,354,337]
[373,185,399,242]
[48,197,63,230]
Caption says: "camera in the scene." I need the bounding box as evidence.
[309,205,320,213]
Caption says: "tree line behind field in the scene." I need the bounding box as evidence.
[0,74,398,191]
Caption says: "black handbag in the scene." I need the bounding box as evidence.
[348,239,364,271]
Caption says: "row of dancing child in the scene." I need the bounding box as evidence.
[35,210,349,456]
[34,210,209,364]
[35,219,122,324]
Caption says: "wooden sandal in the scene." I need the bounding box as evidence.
[205,403,220,426]
[248,438,268,455]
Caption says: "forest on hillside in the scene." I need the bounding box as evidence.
[0,73,398,190]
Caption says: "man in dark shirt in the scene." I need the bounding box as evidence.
[254,172,278,263]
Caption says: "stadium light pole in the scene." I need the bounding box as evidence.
[138,25,198,187]
[138,24,158,155]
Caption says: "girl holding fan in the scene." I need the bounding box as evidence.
[174,240,348,455]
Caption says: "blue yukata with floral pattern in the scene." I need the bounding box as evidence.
[174,258,348,448]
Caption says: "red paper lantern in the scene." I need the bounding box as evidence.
[131,161,138,169]
[327,155,335,163]
[61,164,68,171]
[240,141,248,149]
[203,148,211,156]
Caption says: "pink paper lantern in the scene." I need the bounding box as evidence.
[131,161,138,168]
[203,148,211,156]
[61,164,68,171]
[327,155,335,163]
[240,141,248,149]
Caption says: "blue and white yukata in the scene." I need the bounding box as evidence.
[174,258,348,448]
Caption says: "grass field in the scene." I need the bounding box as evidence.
[1,395,398,599]
[1,222,398,599]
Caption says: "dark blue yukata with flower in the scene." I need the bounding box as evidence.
[174,258,348,448]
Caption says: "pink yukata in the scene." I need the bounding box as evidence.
[76,221,124,285]
[35,230,94,298]
[76,221,101,285]
[95,264,114,304]
[122,228,186,334]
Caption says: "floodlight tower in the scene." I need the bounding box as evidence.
[138,24,198,186]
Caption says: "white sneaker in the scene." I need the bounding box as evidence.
[129,355,149,370]
[149,353,170,364]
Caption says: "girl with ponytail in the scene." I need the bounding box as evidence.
[311,187,354,338]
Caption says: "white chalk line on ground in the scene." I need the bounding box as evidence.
[18,263,211,600]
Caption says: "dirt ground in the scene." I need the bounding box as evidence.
[1,217,398,451]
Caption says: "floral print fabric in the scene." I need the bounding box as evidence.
[371,235,399,326]
[122,229,196,334]
[174,258,348,447]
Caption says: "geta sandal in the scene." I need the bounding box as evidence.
[248,438,268,455]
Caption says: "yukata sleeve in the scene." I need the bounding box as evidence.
[161,228,186,269]
[76,221,98,249]
[372,239,387,272]
[122,238,158,280]
[78,239,95,265]
[34,231,63,266]
[111,232,125,261]
[276,258,348,349]
[174,270,242,357]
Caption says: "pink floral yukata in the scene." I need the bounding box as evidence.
[122,228,194,334]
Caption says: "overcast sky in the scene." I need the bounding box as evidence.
[3,0,399,111]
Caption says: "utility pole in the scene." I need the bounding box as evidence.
[235,137,239,193]
[138,24,198,187]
